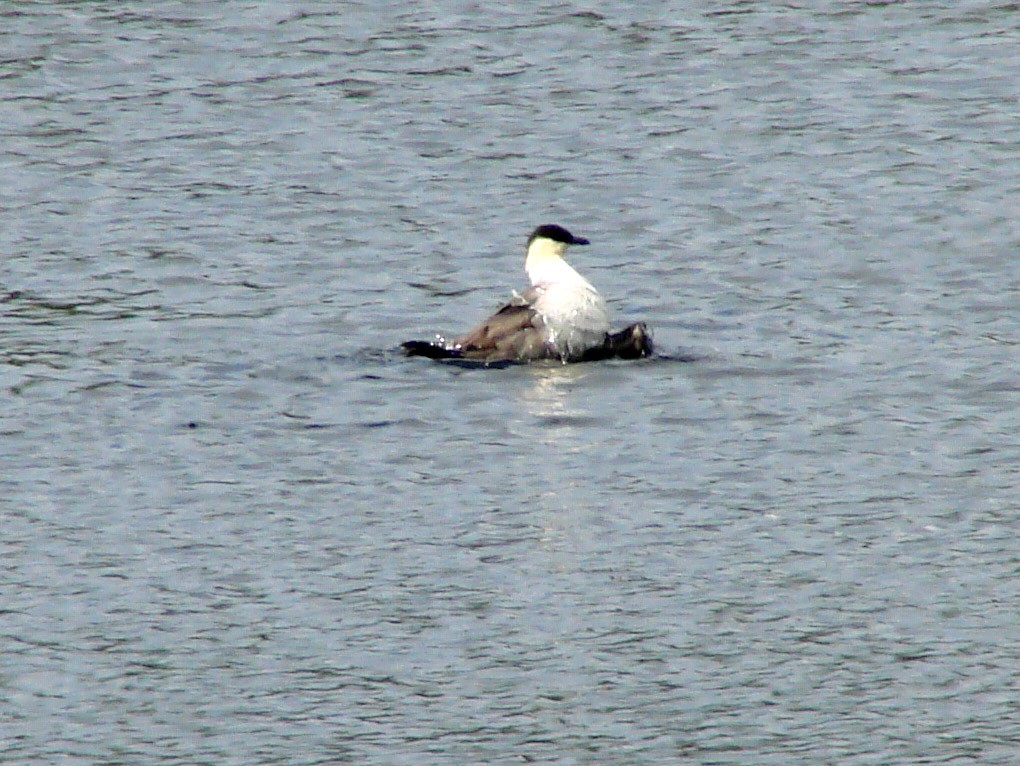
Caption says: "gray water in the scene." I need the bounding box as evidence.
[3,2,1020,764]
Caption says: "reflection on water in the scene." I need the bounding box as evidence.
[518,362,594,423]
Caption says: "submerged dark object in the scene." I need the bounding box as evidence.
[402,224,654,365]
[579,322,654,361]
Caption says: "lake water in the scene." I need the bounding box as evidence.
[3,2,1020,764]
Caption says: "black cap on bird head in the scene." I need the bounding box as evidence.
[527,224,590,248]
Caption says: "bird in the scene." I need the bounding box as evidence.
[402,224,653,364]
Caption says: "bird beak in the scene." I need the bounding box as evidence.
[571,236,590,246]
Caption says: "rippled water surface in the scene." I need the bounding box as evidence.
[3,2,1020,764]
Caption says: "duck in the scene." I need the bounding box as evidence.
[402,224,653,364]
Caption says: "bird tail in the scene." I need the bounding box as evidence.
[401,340,463,359]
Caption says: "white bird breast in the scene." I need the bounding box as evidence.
[533,283,610,357]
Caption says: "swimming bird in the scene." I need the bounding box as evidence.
[402,224,653,363]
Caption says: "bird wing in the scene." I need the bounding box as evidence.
[453,287,552,361]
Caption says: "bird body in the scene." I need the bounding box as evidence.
[402,224,652,364]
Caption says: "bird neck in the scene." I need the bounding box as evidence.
[525,239,594,291]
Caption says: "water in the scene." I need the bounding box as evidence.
[3,2,1020,764]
